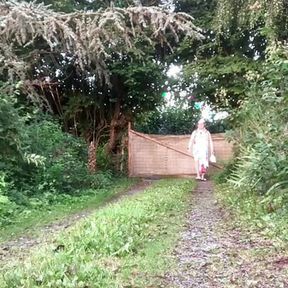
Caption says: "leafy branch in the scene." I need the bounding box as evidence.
[0,0,203,85]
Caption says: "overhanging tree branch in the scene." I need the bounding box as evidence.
[0,0,203,85]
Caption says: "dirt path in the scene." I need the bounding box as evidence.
[164,180,288,288]
[0,179,153,263]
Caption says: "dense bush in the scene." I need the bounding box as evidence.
[226,46,288,195]
[2,116,91,198]
[0,89,114,224]
[23,119,90,195]
[0,171,18,226]
[96,145,114,171]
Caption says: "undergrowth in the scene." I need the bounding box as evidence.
[0,178,135,243]
[215,182,288,244]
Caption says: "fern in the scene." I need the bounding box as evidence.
[24,152,46,167]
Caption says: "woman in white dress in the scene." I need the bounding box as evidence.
[188,119,214,181]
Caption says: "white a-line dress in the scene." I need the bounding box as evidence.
[190,129,210,168]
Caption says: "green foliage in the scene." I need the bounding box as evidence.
[0,172,18,227]
[25,0,134,12]
[90,170,113,189]
[0,91,25,160]
[216,183,288,243]
[0,87,116,227]
[174,0,267,110]
[0,173,7,198]
[215,0,288,41]
[213,160,236,184]
[226,46,288,194]
[184,55,260,109]
[135,105,229,135]
[175,0,217,27]
[0,179,194,287]
[205,117,231,133]
[2,116,91,197]
[135,107,199,134]
[96,145,114,171]
[0,1,203,172]
[23,119,90,195]
[110,58,166,116]
[211,3,288,244]
[0,178,135,241]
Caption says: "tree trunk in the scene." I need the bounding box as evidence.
[107,118,117,154]
[88,140,97,173]
[107,76,123,154]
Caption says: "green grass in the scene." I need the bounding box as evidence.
[0,178,136,243]
[0,179,195,288]
[215,182,288,244]
[118,215,184,287]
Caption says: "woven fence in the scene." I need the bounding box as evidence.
[128,128,234,177]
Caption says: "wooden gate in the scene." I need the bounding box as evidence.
[128,126,233,177]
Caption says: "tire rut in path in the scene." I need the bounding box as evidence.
[164,180,288,288]
[0,179,154,263]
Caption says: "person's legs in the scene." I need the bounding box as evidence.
[194,158,201,179]
[199,160,207,181]
[202,156,208,181]
[201,173,207,181]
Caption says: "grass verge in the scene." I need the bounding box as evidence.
[0,178,136,243]
[0,179,195,288]
[215,182,288,244]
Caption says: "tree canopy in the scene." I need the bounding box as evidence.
[0,1,202,85]
[0,0,204,171]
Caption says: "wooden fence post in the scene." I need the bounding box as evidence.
[128,122,132,177]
